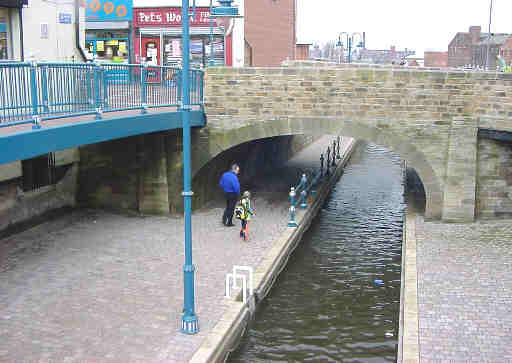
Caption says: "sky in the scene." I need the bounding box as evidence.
[296,0,512,57]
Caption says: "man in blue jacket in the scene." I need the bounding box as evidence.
[219,163,240,227]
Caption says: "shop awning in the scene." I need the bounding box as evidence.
[0,0,27,7]
[86,21,130,30]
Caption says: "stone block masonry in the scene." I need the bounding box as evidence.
[204,61,512,222]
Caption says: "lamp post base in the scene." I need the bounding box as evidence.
[181,314,199,335]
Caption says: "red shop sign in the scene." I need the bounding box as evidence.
[134,7,214,27]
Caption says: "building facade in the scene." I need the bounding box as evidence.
[0,0,84,62]
[244,0,296,66]
[359,46,415,65]
[448,26,512,70]
[132,0,244,68]
[424,51,448,68]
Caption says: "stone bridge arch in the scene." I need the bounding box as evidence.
[191,117,443,220]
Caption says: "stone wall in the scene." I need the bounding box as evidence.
[203,62,512,221]
[0,149,79,234]
[78,131,318,215]
[476,138,512,219]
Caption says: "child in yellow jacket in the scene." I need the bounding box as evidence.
[239,191,254,241]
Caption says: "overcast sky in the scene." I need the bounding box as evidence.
[296,0,512,57]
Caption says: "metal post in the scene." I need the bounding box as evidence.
[320,153,324,178]
[300,173,307,209]
[209,0,215,66]
[326,146,331,176]
[337,136,341,159]
[485,0,493,71]
[141,64,148,114]
[181,0,199,335]
[288,187,297,227]
[331,140,336,167]
[348,37,352,64]
[29,61,38,118]
[40,65,49,113]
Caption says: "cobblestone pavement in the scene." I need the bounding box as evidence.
[0,136,349,363]
[415,215,512,362]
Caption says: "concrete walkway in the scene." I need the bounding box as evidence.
[0,135,349,362]
[413,214,512,362]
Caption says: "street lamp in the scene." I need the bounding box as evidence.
[337,32,365,63]
[208,0,242,66]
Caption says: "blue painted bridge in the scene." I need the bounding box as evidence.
[0,62,205,164]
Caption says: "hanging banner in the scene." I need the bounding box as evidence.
[86,0,132,22]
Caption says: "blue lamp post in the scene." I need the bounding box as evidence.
[337,32,365,63]
[181,0,199,335]
[180,0,241,336]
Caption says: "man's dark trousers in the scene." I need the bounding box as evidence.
[223,192,238,225]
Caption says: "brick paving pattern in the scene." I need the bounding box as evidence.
[0,136,348,362]
[415,216,512,362]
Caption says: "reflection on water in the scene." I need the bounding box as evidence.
[229,142,405,363]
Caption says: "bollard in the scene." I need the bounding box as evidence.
[141,63,148,114]
[288,187,297,227]
[337,136,342,159]
[326,146,331,176]
[332,139,337,167]
[320,153,324,178]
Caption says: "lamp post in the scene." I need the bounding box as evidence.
[181,0,199,335]
[485,0,493,71]
[337,32,365,63]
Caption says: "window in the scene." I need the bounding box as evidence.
[0,9,8,60]
[22,153,57,192]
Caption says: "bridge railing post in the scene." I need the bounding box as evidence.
[141,63,148,114]
[93,63,102,119]
[300,173,308,209]
[29,61,40,129]
[288,187,297,227]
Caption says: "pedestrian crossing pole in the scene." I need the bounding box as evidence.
[181,0,199,335]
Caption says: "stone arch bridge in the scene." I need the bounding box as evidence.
[192,62,512,223]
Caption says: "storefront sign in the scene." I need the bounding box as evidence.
[59,13,72,24]
[134,7,213,27]
[86,0,132,22]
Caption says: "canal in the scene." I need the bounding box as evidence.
[229,142,405,362]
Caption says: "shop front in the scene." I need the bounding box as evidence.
[0,0,26,61]
[84,0,132,63]
[0,8,8,60]
[133,7,231,68]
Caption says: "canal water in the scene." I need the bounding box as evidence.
[229,142,405,363]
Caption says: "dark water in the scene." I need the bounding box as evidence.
[229,142,405,363]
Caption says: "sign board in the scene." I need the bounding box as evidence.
[86,0,132,22]
[133,7,214,27]
[59,13,72,24]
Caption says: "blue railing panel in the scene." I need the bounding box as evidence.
[0,62,204,126]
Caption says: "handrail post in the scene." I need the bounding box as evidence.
[320,153,324,178]
[29,61,39,128]
[326,146,331,176]
[141,63,148,114]
[337,136,342,159]
[332,139,337,167]
[300,173,308,209]
[288,187,297,227]
[199,71,204,106]
[40,65,49,113]
[102,64,108,110]
[93,63,102,119]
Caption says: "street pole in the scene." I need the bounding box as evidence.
[181,0,199,335]
[348,37,352,63]
[209,0,215,66]
[485,0,493,70]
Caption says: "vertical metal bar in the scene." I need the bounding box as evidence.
[141,64,147,113]
[29,62,40,129]
[181,0,199,335]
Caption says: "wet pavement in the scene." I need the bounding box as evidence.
[0,135,349,362]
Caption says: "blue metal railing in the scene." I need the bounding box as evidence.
[0,62,204,128]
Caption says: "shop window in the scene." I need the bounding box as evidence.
[0,17,8,60]
[85,35,129,64]
[21,153,69,192]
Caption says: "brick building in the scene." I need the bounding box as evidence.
[424,51,448,68]
[448,26,512,69]
[295,42,311,60]
[245,0,296,66]
[359,46,415,64]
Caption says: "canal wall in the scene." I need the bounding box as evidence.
[190,138,358,363]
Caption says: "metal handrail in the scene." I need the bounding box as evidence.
[0,62,205,129]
